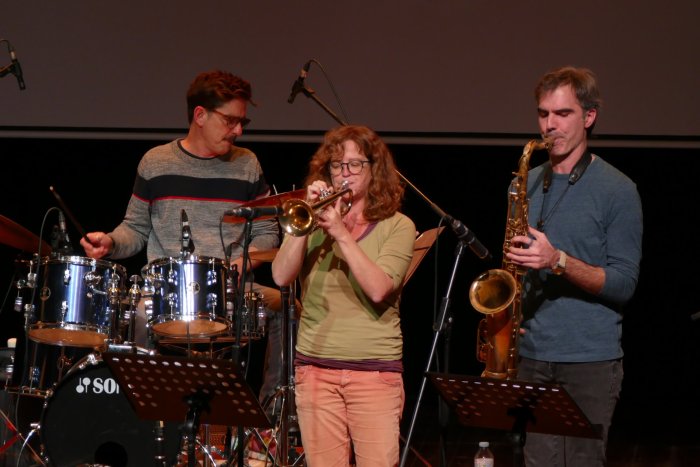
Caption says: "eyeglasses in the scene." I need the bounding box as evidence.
[328,160,372,175]
[209,109,251,129]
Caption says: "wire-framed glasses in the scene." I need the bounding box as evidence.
[209,109,251,129]
[328,160,371,175]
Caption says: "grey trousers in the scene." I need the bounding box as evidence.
[517,357,623,467]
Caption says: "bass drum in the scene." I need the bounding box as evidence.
[40,353,181,467]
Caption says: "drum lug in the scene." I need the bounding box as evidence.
[207,268,217,286]
[27,271,38,289]
[166,292,178,311]
[167,267,177,285]
[256,299,267,336]
[207,293,218,313]
[128,274,143,305]
[60,301,68,321]
[107,271,122,302]
[142,275,156,296]
[63,266,71,285]
[14,278,26,312]
[144,297,154,323]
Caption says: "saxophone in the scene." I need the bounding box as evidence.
[468,139,551,380]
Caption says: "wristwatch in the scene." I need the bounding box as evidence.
[552,250,567,275]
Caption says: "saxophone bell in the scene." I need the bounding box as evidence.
[469,269,518,315]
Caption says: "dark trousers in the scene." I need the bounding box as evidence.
[517,357,623,467]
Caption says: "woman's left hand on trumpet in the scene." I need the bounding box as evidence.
[307,180,349,240]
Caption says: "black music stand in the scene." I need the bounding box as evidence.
[429,372,599,465]
[103,352,271,466]
[429,372,598,437]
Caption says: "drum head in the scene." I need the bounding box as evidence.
[41,354,180,466]
[152,317,229,338]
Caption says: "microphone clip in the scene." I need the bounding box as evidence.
[180,210,195,257]
[287,60,312,104]
[0,41,25,90]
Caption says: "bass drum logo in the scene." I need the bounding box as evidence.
[75,375,120,394]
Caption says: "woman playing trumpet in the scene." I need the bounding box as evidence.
[272,125,416,466]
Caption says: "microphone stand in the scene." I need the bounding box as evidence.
[396,180,484,467]
[230,218,254,467]
[291,75,489,467]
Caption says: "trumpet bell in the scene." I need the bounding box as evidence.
[278,185,353,237]
[279,199,315,236]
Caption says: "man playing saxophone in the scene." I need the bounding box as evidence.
[505,67,643,466]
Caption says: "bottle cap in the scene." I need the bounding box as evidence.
[478,441,489,448]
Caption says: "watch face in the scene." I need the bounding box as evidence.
[553,251,566,275]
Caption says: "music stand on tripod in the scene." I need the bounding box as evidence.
[429,372,599,465]
[102,351,271,467]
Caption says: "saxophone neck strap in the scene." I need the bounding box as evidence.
[543,150,593,193]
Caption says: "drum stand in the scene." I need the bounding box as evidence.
[0,402,45,466]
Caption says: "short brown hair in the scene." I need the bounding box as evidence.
[535,67,602,135]
[186,70,253,123]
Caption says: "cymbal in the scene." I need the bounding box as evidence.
[0,215,52,256]
[249,248,279,262]
[223,189,305,224]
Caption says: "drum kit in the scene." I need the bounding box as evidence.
[0,211,294,466]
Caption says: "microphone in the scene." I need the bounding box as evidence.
[58,210,73,254]
[287,61,311,104]
[444,215,492,260]
[181,209,195,255]
[225,206,282,220]
[9,47,25,90]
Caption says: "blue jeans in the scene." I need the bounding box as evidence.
[517,357,623,467]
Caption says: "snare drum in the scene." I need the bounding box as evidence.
[40,352,180,467]
[144,256,229,338]
[29,256,126,348]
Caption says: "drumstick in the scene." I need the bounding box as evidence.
[48,186,91,245]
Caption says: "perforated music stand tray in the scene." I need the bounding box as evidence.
[428,372,599,439]
[102,352,270,429]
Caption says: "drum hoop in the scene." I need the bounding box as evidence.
[148,255,226,268]
[41,255,127,272]
[60,352,103,379]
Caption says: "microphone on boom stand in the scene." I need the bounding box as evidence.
[287,61,311,104]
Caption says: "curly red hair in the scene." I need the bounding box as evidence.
[304,125,404,222]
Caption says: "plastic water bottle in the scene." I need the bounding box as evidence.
[474,441,494,467]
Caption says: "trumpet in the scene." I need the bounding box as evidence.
[279,181,353,236]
